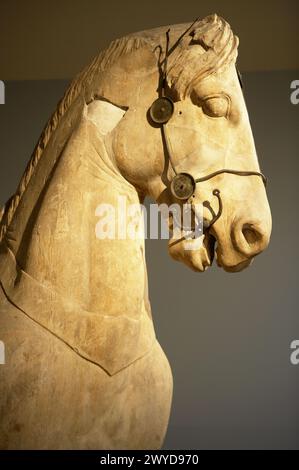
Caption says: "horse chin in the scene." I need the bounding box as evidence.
[168,233,216,273]
[216,256,253,273]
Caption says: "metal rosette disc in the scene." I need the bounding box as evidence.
[170,173,196,200]
[149,97,174,124]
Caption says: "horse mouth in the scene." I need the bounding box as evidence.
[203,232,217,269]
[217,257,253,272]
[204,231,252,272]
[207,229,253,273]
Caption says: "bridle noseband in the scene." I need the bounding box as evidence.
[149,22,267,231]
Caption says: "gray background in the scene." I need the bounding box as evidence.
[0,0,298,450]
[1,0,298,78]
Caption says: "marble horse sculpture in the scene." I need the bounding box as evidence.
[0,14,272,449]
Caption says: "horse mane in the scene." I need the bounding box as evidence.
[0,35,151,242]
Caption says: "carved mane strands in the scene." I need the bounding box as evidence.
[167,14,239,99]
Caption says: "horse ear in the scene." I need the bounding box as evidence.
[85,98,127,135]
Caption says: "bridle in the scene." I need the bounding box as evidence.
[149,21,267,231]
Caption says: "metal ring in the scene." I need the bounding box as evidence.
[170,173,196,200]
[149,97,174,124]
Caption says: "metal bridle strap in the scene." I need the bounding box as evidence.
[208,189,223,227]
[163,121,267,189]
[162,123,178,176]
[195,169,267,186]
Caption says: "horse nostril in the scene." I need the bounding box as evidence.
[242,224,263,246]
[232,221,269,257]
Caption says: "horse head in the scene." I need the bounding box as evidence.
[101,14,272,272]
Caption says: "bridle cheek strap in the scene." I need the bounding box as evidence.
[162,122,267,231]
[149,24,268,231]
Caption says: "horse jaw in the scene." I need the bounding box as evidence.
[168,231,216,272]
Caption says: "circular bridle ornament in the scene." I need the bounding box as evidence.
[149,97,174,124]
[170,173,196,200]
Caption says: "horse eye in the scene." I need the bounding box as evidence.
[202,95,229,118]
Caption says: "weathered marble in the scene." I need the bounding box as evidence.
[0,14,271,449]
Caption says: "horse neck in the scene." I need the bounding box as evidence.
[6,106,150,320]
